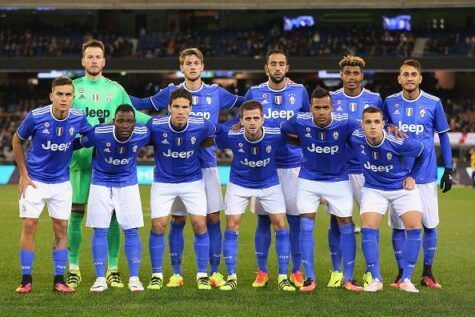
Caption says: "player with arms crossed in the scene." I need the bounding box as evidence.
[244,49,309,288]
[384,59,452,289]
[67,39,150,289]
[13,77,92,293]
[146,88,216,290]
[352,106,427,293]
[131,48,241,287]
[281,87,362,292]
[77,104,150,292]
[215,100,295,291]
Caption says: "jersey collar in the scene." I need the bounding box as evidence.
[168,116,189,133]
[180,81,204,93]
[265,81,287,92]
[244,127,265,144]
[312,113,334,129]
[50,104,71,122]
[342,87,365,99]
[113,127,133,143]
[401,90,423,103]
[365,130,386,148]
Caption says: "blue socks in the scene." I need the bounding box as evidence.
[339,223,356,282]
[328,216,342,272]
[392,228,406,270]
[299,217,315,280]
[361,228,382,281]
[401,229,422,281]
[92,228,108,278]
[124,228,142,278]
[194,232,210,274]
[223,229,239,275]
[20,249,35,276]
[255,215,271,273]
[423,227,437,266]
[286,215,301,273]
[52,248,68,277]
[275,229,291,275]
[169,221,185,275]
[149,231,164,274]
[207,221,222,275]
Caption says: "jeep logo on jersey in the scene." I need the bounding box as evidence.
[306,144,339,155]
[240,158,270,168]
[41,140,72,152]
[398,121,424,135]
[364,162,394,173]
[190,111,211,120]
[105,157,132,165]
[85,107,110,119]
[163,149,194,159]
[264,108,294,120]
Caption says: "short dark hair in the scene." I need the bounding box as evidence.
[82,39,105,57]
[170,88,192,105]
[266,49,288,64]
[115,104,135,118]
[240,100,263,117]
[362,106,383,119]
[400,59,422,74]
[310,86,330,100]
[51,76,73,90]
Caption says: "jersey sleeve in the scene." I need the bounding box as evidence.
[375,94,383,109]
[218,87,239,110]
[243,88,253,102]
[434,99,450,133]
[346,119,361,142]
[79,115,94,134]
[204,119,217,138]
[382,99,392,123]
[301,88,310,112]
[130,95,154,111]
[214,124,231,149]
[150,87,172,111]
[16,112,35,140]
[79,135,94,148]
[398,137,424,157]
[280,115,298,135]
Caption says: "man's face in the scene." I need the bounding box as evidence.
[50,84,74,113]
[398,65,422,93]
[362,111,385,139]
[168,97,192,125]
[180,54,204,82]
[265,53,289,85]
[240,108,264,136]
[114,111,136,140]
[341,65,364,91]
[82,46,105,76]
[311,96,333,126]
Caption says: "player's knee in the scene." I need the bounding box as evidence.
[206,212,220,224]
[226,222,240,231]
[22,219,38,236]
[151,218,167,234]
[335,216,352,225]
[191,220,207,234]
[301,212,316,220]
[171,215,186,225]
[270,214,287,230]
[71,204,85,213]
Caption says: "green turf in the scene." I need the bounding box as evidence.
[0,185,474,316]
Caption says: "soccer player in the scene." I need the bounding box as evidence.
[131,48,241,287]
[327,55,384,287]
[281,87,362,292]
[67,39,150,289]
[214,100,295,291]
[146,88,216,290]
[244,49,309,288]
[12,76,92,293]
[352,106,426,293]
[77,104,150,292]
[384,59,453,289]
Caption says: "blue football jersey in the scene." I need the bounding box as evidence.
[80,123,150,187]
[281,112,360,182]
[135,82,238,169]
[383,91,450,184]
[331,88,383,174]
[215,125,286,189]
[147,115,216,183]
[244,81,310,168]
[351,129,424,190]
[16,105,92,183]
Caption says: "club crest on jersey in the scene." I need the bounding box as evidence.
[69,127,75,136]
[349,103,357,112]
[206,95,212,105]
[386,152,393,161]
[133,145,138,153]
[406,108,414,117]
[118,147,126,154]
[56,127,64,136]
[372,151,380,160]
[190,136,196,145]
[318,132,326,140]
[192,96,199,105]
[251,147,259,155]
[176,137,183,146]
[360,145,366,155]
[420,108,426,117]
[274,95,283,105]
[289,94,296,105]
[266,145,272,153]
[333,131,339,140]
[106,94,112,102]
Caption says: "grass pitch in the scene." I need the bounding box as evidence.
[0,185,474,316]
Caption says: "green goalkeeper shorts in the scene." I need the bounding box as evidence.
[70,168,92,205]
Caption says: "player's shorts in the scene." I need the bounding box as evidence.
[297,178,353,217]
[151,179,207,219]
[349,173,365,207]
[19,180,72,220]
[224,182,286,215]
[171,167,224,216]
[388,181,438,229]
[252,167,300,216]
[360,186,422,217]
[70,168,92,205]
[86,184,144,230]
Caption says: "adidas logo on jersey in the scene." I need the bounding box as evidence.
[161,139,169,144]
[398,122,424,135]
[264,109,294,120]
[105,157,132,165]
[163,149,194,159]
[364,162,394,172]
[41,140,72,152]
[240,158,270,168]
[306,144,339,155]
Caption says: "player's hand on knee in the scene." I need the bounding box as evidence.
[440,168,453,193]
[18,175,36,198]
[402,176,416,190]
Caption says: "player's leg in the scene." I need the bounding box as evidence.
[107,210,122,287]
[399,210,422,293]
[327,215,342,286]
[388,206,406,287]
[252,198,272,277]
[169,198,187,280]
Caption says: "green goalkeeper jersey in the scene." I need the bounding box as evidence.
[70,75,150,170]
